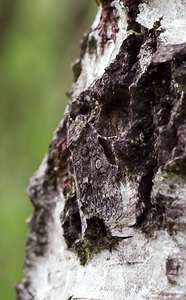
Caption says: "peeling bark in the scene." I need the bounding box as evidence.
[16,1,186,299]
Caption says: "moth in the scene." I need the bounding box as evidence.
[68,113,123,233]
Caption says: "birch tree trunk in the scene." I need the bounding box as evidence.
[16,1,186,299]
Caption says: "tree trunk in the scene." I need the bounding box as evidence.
[16,0,186,299]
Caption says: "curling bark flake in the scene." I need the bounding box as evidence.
[16,1,186,299]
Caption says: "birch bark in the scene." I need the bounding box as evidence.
[16,1,186,299]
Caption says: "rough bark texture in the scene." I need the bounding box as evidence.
[16,1,186,299]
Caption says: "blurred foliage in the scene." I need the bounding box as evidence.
[0,0,96,298]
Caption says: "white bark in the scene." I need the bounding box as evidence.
[17,1,186,299]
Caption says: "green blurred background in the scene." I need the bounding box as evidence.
[0,0,96,298]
